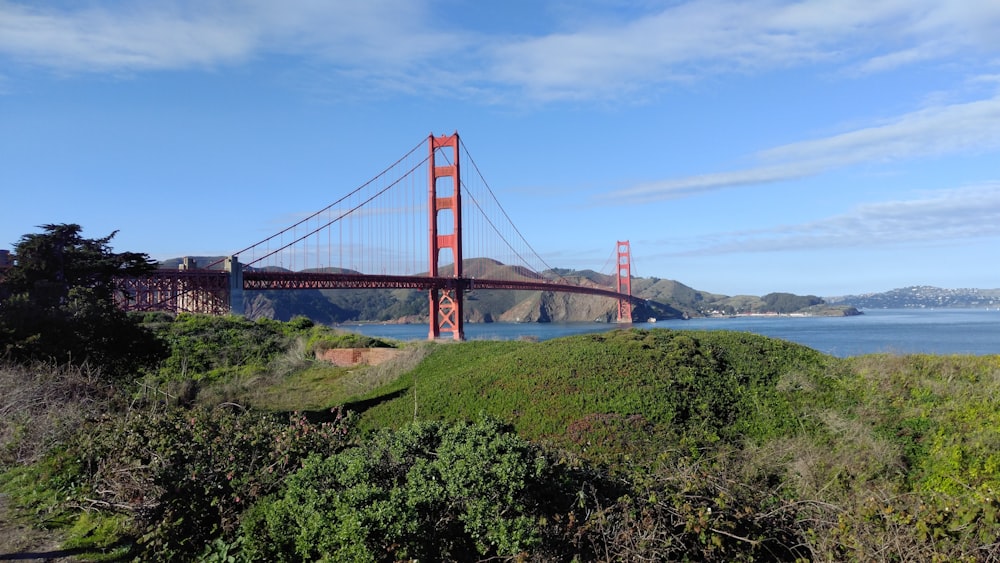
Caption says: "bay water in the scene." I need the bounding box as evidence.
[343,309,1000,357]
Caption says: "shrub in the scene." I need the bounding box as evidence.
[307,332,396,354]
[72,404,356,560]
[578,451,816,562]
[0,362,112,468]
[152,314,299,381]
[241,416,592,562]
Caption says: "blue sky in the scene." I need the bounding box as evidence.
[2,0,999,297]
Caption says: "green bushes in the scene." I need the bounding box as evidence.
[70,404,355,560]
[578,451,814,561]
[5,316,1000,561]
[152,314,297,381]
[150,314,396,383]
[239,418,828,562]
[823,491,1000,560]
[241,416,590,561]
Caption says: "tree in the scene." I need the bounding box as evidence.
[0,224,166,379]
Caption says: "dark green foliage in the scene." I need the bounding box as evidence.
[241,417,591,562]
[72,405,356,560]
[1,223,154,307]
[761,292,824,313]
[0,224,165,380]
[151,314,297,381]
[241,418,818,562]
[5,313,1000,561]
[308,331,396,352]
[320,288,426,322]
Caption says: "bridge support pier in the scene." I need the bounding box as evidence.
[225,256,244,316]
[429,281,466,341]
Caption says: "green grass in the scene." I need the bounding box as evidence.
[5,316,1000,560]
[248,364,354,411]
[353,328,834,464]
[245,342,432,412]
[0,458,79,530]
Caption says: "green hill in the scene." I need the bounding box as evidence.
[4,316,999,560]
[353,328,827,463]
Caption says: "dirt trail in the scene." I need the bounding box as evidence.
[0,493,76,562]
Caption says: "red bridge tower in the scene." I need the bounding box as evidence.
[617,240,633,323]
[428,133,465,340]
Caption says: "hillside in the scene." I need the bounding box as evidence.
[3,317,999,560]
[354,329,831,462]
[828,285,1000,308]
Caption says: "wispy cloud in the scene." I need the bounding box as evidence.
[3,1,1000,101]
[488,0,1000,100]
[604,93,1000,203]
[659,183,1000,256]
[0,0,457,72]
[0,2,254,70]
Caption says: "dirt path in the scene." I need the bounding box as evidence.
[0,493,76,562]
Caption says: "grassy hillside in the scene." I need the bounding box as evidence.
[3,317,998,560]
[353,329,829,462]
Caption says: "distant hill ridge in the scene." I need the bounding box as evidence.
[827,286,1000,309]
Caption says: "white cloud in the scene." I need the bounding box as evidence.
[600,165,822,204]
[604,93,1000,203]
[488,0,1000,100]
[0,2,254,70]
[3,0,1000,100]
[0,0,456,72]
[662,183,1000,255]
[760,95,1000,163]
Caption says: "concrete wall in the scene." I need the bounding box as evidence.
[315,347,400,367]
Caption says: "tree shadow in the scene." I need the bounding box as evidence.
[0,539,132,561]
[297,387,409,424]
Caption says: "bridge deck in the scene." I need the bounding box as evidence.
[243,271,638,302]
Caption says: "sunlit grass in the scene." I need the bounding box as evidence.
[246,343,433,412]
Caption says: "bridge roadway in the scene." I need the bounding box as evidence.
[242,270,638,303]
[114,269,639,322]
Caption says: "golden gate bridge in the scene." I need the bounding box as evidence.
[114,132,638,340]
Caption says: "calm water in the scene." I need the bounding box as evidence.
[343,309,1000,357]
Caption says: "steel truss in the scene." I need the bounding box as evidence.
[115,270,230,315]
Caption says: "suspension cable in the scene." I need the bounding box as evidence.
[208,137,427,269]
[245,153,432,268]
[457,137,574,285]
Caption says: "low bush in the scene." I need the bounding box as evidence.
[241,416,595,562]
[6,318,1000,560]
[579,451,816,561]
[151,314,296,381]
[308,332,396,353]
[70,404,356,560]
[0,362,113,468]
